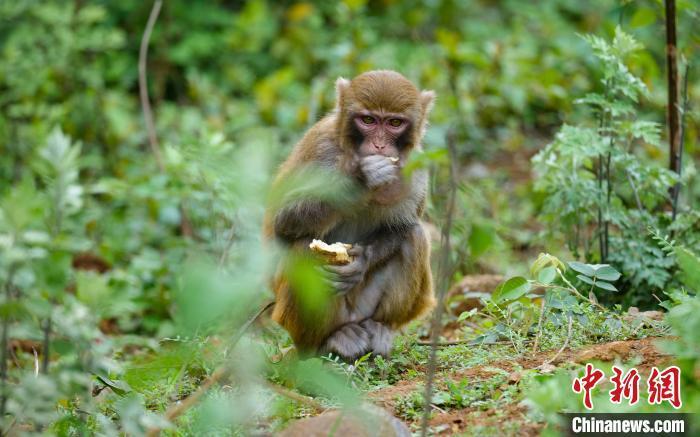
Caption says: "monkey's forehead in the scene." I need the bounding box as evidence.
[348,86,422,116]
[349,71,420,107]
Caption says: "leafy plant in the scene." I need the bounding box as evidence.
[478,253,631,353]
[532,28,689,305]
[568,261,621,292]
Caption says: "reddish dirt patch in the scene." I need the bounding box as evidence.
[447,274,504,315]
[429,404,543,436]
[370,337,673,435]
[369,378,422,410]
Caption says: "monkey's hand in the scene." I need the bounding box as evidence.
[360,155,400,189]
[323,246,367,294]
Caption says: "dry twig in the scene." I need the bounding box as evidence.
[420,128,459,437]
[137,0,194,238]
[138,0,164,171]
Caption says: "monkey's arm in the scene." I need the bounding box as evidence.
[361,223,415,270]
[273,200,340,243]
[270,156,360,244]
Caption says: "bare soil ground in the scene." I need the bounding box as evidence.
[369,337,672,435]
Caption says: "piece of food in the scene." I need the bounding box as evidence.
[309,239,353,265]
[388,156,400,163]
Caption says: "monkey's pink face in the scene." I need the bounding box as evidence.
[352,111,411,158]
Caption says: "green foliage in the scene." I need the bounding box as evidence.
[532,28,693,305]
[466,253,636,357]
[569,261,621,292]
[526,297,700,429]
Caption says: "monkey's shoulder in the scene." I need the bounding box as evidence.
[291,114,340,165]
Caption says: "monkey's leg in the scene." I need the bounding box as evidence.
[320,322,371,361]
[367,223,435,355]
[359,319,395,357]
[317,265,396,361]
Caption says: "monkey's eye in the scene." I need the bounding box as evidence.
[388,118,403,127]
[360,115,376,124]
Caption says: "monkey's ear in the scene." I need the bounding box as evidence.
[420,90,436,115]
[335,77,350,110]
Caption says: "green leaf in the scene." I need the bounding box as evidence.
[94,374,132,397]
[577,274,595,285]
[594,281,618,292]
[493,277,531,303]
[675,247,700,291]
[537,266,557,285]
[630,7,657,28]
[568,262,595,277]
[530,253,566,278]
[591,265,621,281]
[468,223,496,258]
[458,308,478,322]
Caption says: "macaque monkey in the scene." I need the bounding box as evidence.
[265,70,435,360]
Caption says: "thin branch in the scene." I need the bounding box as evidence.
[665,0,682,197]
[137,0,194,238]
[672,64,690,220]
[33,348,39,377]
[420,127,459,437]
[41,315,51,374]
[264,381,325,412]
[0,266,15,417]
[625,170,644,212]
[138,0,164,172]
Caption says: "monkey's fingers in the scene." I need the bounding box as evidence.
[316,266,355,294]
[364,166,399,188]
[362,158,398,173]
[324,262,365,278]
[347,246,364,257]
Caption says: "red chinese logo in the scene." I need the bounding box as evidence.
[572,364,682,409]
[647,366,682,409]
[572,363,605,409]
[609,365,640,405]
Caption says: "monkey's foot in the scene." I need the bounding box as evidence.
[321,323,371,361]
[360,319,395,357]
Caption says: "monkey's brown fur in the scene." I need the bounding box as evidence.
[264,70,435,359]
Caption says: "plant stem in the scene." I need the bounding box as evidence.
[596,100,606,263]
[420,128,459,437]
[671,64,690,221]
[604,148,612,260]
[626,170,644,211]
[138,0,194,238]
[0,267,15,417]
[139,0,164,172]
[41,315,51,374]
[665,0,681,199]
